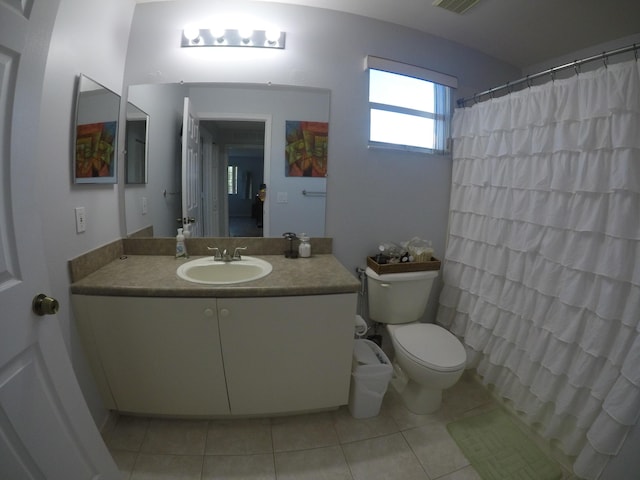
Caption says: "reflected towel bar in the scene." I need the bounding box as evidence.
[302,190,326,197]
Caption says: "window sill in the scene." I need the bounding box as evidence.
[367,142,449,156]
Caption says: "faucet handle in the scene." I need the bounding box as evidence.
[233,247,248,260]
[207,246,222,260]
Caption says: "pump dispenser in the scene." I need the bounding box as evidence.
[298,233,311,257]
[176,228,188,258]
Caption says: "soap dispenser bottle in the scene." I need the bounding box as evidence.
[298,233,311,258]
[176,228,188,258]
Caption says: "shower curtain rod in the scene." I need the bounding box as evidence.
[457,43,639,107]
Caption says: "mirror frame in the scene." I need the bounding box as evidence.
[73,74,120,184]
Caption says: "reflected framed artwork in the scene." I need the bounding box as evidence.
[74,121,117,183]
[285,121,328,177]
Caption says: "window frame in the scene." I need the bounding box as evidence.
[366,56,457,155]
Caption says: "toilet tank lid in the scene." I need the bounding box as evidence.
[394,324,466,371]
[365,267,439,282]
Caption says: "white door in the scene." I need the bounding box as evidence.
[181,97,202,236]
[200,125,219,236]
[0,1,120,479]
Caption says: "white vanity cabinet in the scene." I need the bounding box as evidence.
[72,293,356,417]
[218,295,355,415]
[72,295,230,416]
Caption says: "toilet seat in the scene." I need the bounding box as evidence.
[392,324,466,372]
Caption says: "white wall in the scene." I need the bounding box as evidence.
[123,0,521,322]
[524,33,640,77]
[37,0,135,424]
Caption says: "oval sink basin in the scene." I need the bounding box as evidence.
[177,256,273,285]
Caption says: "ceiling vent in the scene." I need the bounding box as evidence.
[432,0,480,14]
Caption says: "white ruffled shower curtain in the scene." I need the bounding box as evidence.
[437,59,640,479]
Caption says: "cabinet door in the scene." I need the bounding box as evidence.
[76,296,230,416]
[218,294,356,415]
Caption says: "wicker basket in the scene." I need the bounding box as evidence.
[366,256,441,275]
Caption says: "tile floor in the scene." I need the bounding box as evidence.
[103,373,570,480]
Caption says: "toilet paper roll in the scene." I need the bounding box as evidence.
[354,315,368,337]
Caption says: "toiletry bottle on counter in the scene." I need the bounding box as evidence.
[424,241,434,261]
[176,228,188,258]
[298,233,311,258]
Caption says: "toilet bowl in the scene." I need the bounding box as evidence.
[365,267,467,414]
[388,323,466,414]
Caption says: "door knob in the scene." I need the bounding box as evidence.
[32,294,60,316]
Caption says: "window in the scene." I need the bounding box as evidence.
[367,56,457,153]
[227,165,238,194]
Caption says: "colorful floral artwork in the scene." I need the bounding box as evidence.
[285,121,328,177]
[75,121,117,182]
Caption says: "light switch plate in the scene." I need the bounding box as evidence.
[141,197,148,215]
[75,207,86,233]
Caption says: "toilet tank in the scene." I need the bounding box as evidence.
[365,267,438,324]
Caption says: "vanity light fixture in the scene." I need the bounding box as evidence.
[181,27,286,49]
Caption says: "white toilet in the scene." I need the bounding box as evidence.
[365,267,466,414]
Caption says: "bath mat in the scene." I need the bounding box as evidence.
[447,409,563,480]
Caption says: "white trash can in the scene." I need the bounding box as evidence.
[348,339,393,419]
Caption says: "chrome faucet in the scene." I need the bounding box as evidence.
[207,246,222,260]
[232,247,247,260]
[207,246,247,262]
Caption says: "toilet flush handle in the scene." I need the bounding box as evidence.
[380,283,391,288]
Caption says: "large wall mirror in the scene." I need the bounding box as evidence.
[125,101,149,184]
[73,74,120,184]
[124,83,330,239]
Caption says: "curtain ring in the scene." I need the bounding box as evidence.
[550,70,555,83]
[526,75,532,88]
[634,44,638,62]
[506,81,512,94]
[573,61,580,76]
[602,52,608,69]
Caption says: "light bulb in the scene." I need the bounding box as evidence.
[210,27,225,42]
[183,26,201,42]
[265,30,281,44]
[239,28,253,44]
